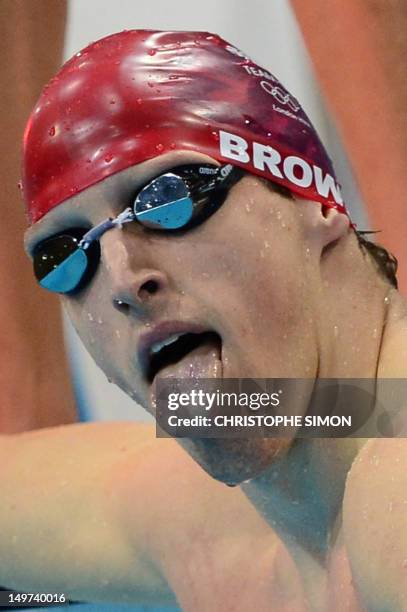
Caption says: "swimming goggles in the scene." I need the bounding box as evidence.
[33,163,244,294]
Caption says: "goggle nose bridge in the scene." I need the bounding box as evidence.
[79,207,135,250]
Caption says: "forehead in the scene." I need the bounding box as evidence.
[24,150,220,252]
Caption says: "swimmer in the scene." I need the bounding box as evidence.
[11,30,407,609]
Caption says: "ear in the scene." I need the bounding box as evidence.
[299,199,350,248]
[319,206,350,247]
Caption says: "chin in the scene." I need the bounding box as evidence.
[178,437,291,486]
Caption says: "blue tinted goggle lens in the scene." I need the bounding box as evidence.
[134,173,193,230]
[33,231,100,294]
[33,164,242,294]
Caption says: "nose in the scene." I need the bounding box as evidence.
[102,229,170,316]
[112,269,169,315]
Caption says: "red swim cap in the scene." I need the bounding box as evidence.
[23,30,349,223]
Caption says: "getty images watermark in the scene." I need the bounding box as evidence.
[155,378,407,438]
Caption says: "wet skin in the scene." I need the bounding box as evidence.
[25,150,405,484]
[25,149,326,483]
[25,150,407,609]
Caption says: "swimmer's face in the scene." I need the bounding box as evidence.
[25,151,349,484]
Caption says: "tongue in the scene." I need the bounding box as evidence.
[150,337,222,417]
[156,336,222,380]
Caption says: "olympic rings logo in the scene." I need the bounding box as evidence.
[260,81,301,112]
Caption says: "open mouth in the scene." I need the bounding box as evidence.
[147,331,222,383]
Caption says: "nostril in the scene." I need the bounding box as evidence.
[140,279,159,296]
[113,299,130,314]
[112,274,164,313]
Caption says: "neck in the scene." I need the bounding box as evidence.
[317,231,398,378]
[242,234,407,569]
[242,437,358,561]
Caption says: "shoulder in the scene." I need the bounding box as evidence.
[343,438,407,611]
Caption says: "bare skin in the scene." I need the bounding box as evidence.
[2,9,300,608]
[21,149,407,609]
[0,0,76,431]
[6,3,407,607]
[0,424,292,610]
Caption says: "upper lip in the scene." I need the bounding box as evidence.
[138,320,211,380]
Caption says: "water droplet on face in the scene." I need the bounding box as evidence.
[49,126,56,137]
[97,317,103,324]
[372,327,378,339]
[384,295,390,305]
[333,325,339,338]
[87,312,94,322]
[115,330,121,339]
[245,202,251,213]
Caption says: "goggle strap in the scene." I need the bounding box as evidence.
[187,164,242,198]
[79,207,135,249]
[217,164,244,189]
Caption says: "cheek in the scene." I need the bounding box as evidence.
[62,288,129,384]
[179,205,310,326]
[168,197,316,376]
